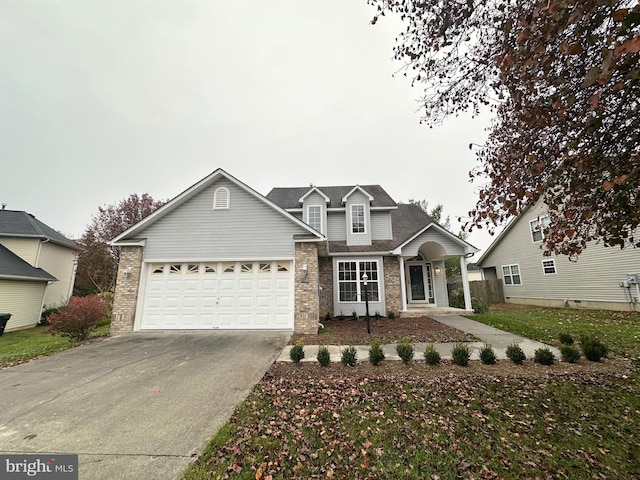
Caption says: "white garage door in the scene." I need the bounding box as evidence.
[139,261,293,330]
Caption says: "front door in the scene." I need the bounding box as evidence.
[408,264,435,304]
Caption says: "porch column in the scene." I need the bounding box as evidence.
[460,256,472,311]
[399,258,407,311]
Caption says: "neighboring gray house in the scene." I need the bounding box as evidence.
[110,169,477,335]
[477,197,640,311]
[0,210,79,331]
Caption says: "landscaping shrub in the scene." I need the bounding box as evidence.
[317,345,330,367]
[39,307,59,326]
[534,347,555,365]
[387,310,396,319]
[324,312,332,321]
[559,332,574,345]
[472,297,489,314]
[369,339,385,366]
[338,312,345,321]
[351,311,358,321]
[46,295,108,343]
[289,339,305,363]
[396,339,415,364]
[374,311,382,320]
[341,346,357,366]
[506,343,526,364]
[449,289,464,309]
[424,344,441,365]
[560,345,581,363]
[479,344,497,365]
[451,343,470,366]
[580,335,608,362]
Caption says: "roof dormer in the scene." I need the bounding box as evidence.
[341,185,374,205]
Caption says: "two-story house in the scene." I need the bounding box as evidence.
[477,197,640,311]
[110,169,477,336]
[0,209,78,331]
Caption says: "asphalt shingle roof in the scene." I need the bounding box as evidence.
[266,185,397,209]
[0,244,57,282]
[0,210,77,249]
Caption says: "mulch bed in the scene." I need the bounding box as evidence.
[288,316,477,346]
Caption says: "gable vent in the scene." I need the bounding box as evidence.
[213,187,230,210]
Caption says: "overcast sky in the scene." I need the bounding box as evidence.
[1,0,496,255]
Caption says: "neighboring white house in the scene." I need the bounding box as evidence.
[477,198,640,311]
[0,209,79,331]
[110,169,478,336]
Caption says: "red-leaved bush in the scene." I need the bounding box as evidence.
[47,295,108,343]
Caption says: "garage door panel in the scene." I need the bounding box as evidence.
[140,261,293,330]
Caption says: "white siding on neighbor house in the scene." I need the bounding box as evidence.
[480,198,640,305]
[371,211,393,241]
[401,229,466,258]
[327,212,346,241]
[38,242,77,308]
[140,178,309,260]
[0,238,39,265]
[345,191,372,246]
[0,280,47,331]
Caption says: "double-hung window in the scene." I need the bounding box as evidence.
[502,264,522,285]
[307,205,322,233]
[542,259,556,274]
[338,260,379,302]
[530,215,550,242]
[351,205,365,234]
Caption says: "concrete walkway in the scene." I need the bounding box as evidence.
[277,315,560,363]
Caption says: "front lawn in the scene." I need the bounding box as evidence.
[0,322,110,368]
[182,306,640,480]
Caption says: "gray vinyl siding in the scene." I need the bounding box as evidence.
[401,229,466,258]
[301,192,327,235]
[345,191,372,246]
[0,279,47,331]
[480,198,640,305]
[371,211,392,240]
[140,178,308,260]
[327,211,346,241]
[432,260,448,307]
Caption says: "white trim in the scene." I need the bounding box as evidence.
[341,185,374,204]
[299,187,330,204]
[529,215,550,243]
[213,186,230,210]
[329,251,392,257]
[350,204,367,234]
[335,258,382,304]
[399,257,407,311]
[306,204,323,233]
[142,256,294,263]
[502,263,523,285]
[542,258,557,275]
[392,222,479,255]
[111,168,326,245]
[405,261,435,304]
[114,239,146,247]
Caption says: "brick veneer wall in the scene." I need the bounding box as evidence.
[318,257,333,318]
[384,256,403,316]
[294,242,319,334]
[111,246,144,336]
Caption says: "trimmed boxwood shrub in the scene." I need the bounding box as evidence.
[560,345,581,363]
[424,344,441,365]
[341,346,357,366]
[580,335,608,362]
[289,339,305,363]
[369,339,385,366]
[451,343,470,366]
[559,332,574,345]
[506,343,526,364]
[317,345,330,367]
[534,347,555,365]
[396,339,415,364]
[479,344,497,365]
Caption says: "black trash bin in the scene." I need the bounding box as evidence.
[0,313,11,336]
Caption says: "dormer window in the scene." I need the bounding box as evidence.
[307,205,322,232]
[351,204,366,234]
[213,187,230,210]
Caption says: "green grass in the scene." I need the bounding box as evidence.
[182,306,640,479]
[0,321,110,367]
[469,306,640,359]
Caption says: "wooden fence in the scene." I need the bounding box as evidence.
[447,279,504,304]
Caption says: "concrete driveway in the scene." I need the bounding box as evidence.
[0,331,289,480]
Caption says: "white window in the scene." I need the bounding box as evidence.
[542,259,556,275]
[337,260,379,302]
[530,215,550,242]
[502,264,522,285]
[213,187,230,210]
[351,205,365,234]
[307,205,322,232]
